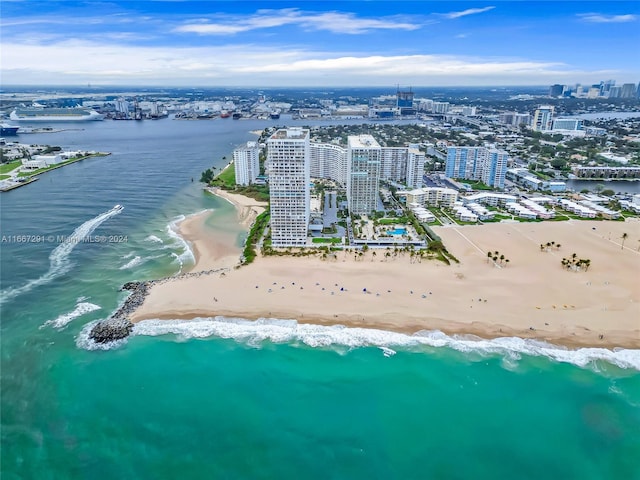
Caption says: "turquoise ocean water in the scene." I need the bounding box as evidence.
[1,117,639,479]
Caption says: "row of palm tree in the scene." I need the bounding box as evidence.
[561,253,591,272]
[486,250,510,267]
[539,241,561,252]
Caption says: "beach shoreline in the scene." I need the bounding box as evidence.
[134,195,640,349]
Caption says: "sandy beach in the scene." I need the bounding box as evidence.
[205,187,267,227]
[134,196,640,348]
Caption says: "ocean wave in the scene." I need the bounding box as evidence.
[144,235,163,244]
[166,215,195,271]
[119,255,143,270]
[0,205,123,306]
[125,317,640,371]
[43,302,101,329]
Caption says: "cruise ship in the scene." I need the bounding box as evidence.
[10,107,104,122]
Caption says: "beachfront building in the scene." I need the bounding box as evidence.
[403,187,458,207]
[380,147,407,184]
[462,192,517,207]
[309,143,347,185]
[233,141,260,186]
[446,146,508,189]
[267,128,310,247]
[347,135,381,215]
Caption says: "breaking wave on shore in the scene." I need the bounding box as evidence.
[79,316,640,371]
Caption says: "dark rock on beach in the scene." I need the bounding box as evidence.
[89,281,150,344]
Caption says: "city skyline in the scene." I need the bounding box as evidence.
[1,1,639,87]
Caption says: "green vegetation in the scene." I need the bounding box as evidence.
[378,217,408,225]
[458,179,494,191]
[17,154,108,178]
[0,161,21,174]
[312,237,341,244]
[0,174,10,180]
[241,211,270,266]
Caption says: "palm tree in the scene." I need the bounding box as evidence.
[505,259,510,266]
[583,259,591,271]
[371,251,377,262]
[499,254,505,264]
[540,244,545,252]
[621,232,628,250]
[488,251,493,262]
[556,243,561,250]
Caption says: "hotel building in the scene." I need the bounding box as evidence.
[233,141,260,186]
[267,128,310,247]
[347,135,381,215]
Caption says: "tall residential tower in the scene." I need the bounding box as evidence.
[347,135,381,215]
[233,141,260,186]
[267,128,310,247]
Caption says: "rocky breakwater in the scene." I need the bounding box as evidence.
[89,281,149,343]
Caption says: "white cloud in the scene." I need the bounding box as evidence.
[174,8,421,35]
[1,40,627,86]
[578,13,637,23]
[443,7,495,20]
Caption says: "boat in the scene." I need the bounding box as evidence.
[10,107,104,122]
[270,112,281,120]
[232,112,242,119]
[114,204,124,212]
[220,111,230,118]
[0,123,20,135]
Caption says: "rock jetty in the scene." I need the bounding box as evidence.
[89,281,148,343]
[88,268,230,344]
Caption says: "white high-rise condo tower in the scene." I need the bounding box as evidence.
[347,135,381,215]
[267,128,310,247]
[233,141,260,186]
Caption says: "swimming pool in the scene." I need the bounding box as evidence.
[389,228,407,235]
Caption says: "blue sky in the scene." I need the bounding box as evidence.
[2,1,639,86]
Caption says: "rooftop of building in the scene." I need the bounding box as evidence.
[348,134,380,149]
[270,127,309,140]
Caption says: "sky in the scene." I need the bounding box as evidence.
[1,1,639,87]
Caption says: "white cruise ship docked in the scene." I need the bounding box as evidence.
[10,107,104,122]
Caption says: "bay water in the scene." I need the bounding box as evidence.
[1,117,639,479]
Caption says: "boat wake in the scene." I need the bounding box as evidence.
[42,301,101,329]
[0,205,123,306]
[78,316,640,370]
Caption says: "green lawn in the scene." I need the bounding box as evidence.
[0,174,10,180]
[0,161,21,174]
[312,237,342,244]
[378,217,409,225]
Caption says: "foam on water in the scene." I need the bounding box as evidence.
[145,235,163,244]
[0,205,123,306]
[119,255,143,270]
[166,215,195,270]
[122,317,640,371]
[43,302,101,329]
